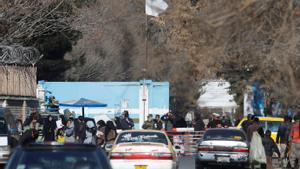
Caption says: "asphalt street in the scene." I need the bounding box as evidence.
[178,156,282,169]
[0,156,283,169]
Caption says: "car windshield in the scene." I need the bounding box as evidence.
[203,130,246,141]
[259,121,282,132]
[116,132,168,145]
[10,150,106,169]
[0,118,8,135]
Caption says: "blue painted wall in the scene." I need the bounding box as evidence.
[39,80,169,110]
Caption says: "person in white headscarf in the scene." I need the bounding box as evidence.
[64,118,75,143]
[84,121,96,144]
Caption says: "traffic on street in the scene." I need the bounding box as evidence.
[1,0,300,169]
[0,107,298,169]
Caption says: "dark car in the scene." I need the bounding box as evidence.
[5,143,112,169]
[0,108,19,164]
[0,116,10,164]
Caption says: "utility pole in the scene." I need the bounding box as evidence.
[142,14,149,123]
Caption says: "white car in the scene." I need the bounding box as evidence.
[197,128,249,169]
[108,130,178,169]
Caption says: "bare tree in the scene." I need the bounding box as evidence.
[0,0,74,45]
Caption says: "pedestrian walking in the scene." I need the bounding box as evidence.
[75,116,86,143]
[249,131,267,169]
[276,116,291,166]
[105,121,117,145]
[248,117,265,169]
[247,117,264,141]
[161,112,174,131]
[241,114,253,133]
[64,119,75,143]
[120,111,134,130]
[262,130,281,169]
[153,115,163,130]
[43,115,57,142]
[289,113,300,169]
[142,114,154,129]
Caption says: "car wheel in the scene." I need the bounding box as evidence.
[240,163,250,169]
[195,161,208,169]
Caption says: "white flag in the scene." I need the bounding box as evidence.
[146,0,168,17]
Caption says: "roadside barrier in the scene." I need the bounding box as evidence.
[166,128,205,156]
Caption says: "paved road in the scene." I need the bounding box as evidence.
[179,156,195,169]
[0,157,283,169]
[178,156,282,169]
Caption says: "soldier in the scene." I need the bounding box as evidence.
[142,114,154,129]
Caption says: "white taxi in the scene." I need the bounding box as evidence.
[107,130,178,169]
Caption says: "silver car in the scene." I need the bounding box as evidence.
[196,128,249,169]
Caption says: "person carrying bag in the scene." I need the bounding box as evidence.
[250,131,267,168]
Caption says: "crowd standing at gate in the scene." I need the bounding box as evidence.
[12,107,300,168]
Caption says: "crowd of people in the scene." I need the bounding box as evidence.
[17,110,203,147]
[19,113,99,146]
[206,113,232,128]
[13,108,300,169]
[240,113,300,169]
[18,110,134,147]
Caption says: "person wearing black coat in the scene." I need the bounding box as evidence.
[153,115,163,130]
[19,129,39,146]
[262,130,280,169]
[241,114,253,133]
[120,111,134,130]
[105,121,117,144]
[194,114,205,131]
[74,116,86,143]
[43,115,57,141]
[174,116,187,128]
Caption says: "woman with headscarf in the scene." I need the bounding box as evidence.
[105,121,117,145]
[84,121,96,144]
[96,120,106,147]
[43,115,57,141]
[64,118,75,143]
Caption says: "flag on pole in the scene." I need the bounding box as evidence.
[146,0,168,17]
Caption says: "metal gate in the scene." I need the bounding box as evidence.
[167,130,205,156]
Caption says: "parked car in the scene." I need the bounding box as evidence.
[0,108,20,164]
[5,143,112,169]
[196,128,249,169]
[0,117,10,164]
[237,116,284,141]
[107,130,178,169]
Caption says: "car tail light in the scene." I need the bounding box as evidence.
[198,145,214,151]
[110,152,173,160]
[198,146,248,153]
[232,147,249,153]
